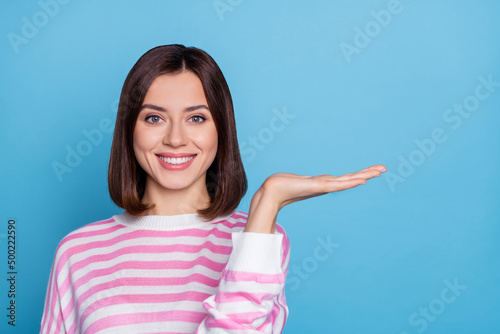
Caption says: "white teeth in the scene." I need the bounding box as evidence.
[159,155,194,165]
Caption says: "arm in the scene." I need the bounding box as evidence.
[196,225,290,333]
[197,164,385,333]
[40,256,66,334]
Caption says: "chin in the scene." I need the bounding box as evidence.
[158,181,192,191]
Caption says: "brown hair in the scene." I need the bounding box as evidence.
[108,44,247,220]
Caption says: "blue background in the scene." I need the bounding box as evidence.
[1,0,499,333]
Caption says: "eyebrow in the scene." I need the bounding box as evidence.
[140,104,210,112]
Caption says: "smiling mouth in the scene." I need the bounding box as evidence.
[156,155,196,165]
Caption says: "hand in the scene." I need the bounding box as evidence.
[264,164,387,210]
[244,165,387,234]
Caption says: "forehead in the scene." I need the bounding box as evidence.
[144,72,207,104]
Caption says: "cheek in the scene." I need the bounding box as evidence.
[132,132,145,170]
[196,128,218,154]
[132,127,145,157]
[133,125,162,153]
[133,126,155,164]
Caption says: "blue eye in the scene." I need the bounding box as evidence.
[145,115,162,123]
[190,115,206,123]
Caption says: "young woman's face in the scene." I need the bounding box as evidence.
[133,71,218,195]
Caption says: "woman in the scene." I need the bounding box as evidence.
[40,44,386,333]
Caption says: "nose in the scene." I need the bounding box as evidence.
[163,120,188,147]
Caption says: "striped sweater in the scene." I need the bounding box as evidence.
[40,210,290,333]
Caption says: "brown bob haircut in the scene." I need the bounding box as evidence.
[108,44,247,221]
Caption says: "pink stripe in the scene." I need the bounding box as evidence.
[70,241,231,276]
[84,310,207,334]
[114,225,236,240]
[205,291,285,331]
[274,223,290,327]
[203,311,253,330]
[137,226,235,239]
[57,225,129,268]
[74,274,220,321]
[42,211,291,333]
[56,239,232,330]
[207,211,248,229]
[81,291,211,325]
[275,224,290,270]
[59,227,233,278]
[40,261,55,331]
[256,315,273,332]
[143,333,188,334]
[143,333,189,334]
[50,226,125,332]
[231,211,248,219]
[73,257,225,293]
[278,289,289,327]
[53,224,234,312]
[47,223,124,332]
[47,275,67,334]
[261,302,279,332]
[214,291,275,304]
[214,219,246,229]
[90,218,116,226]
[59,221,121,249]
[57,240,232,312]
[279,290,288,324]
[265,293,285,331]
[222,270,285,284]
[59,226,232,272]
[46,293,65,334]
[55,224,126,269]
[55,219,237,298]
[217,311,268,324]
[67,319,77,334]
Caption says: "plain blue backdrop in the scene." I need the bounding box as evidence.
[1,0,499,333]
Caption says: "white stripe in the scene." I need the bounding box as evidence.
[82,299,206,331]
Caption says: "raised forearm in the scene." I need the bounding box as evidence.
[244,188,280,234]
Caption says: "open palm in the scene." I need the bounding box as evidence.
[264,164,386,209]
[245,164,387,233]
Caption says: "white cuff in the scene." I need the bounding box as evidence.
[225,232,284,275]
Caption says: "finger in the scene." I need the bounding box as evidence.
[325,165,386,180]
[284,177,368,206]
[354,169,383,178]
[334,169,382,181]
[357,164,387,173]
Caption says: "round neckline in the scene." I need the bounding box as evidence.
[112,210,235,231]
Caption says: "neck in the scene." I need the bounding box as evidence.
[141,178,211,216]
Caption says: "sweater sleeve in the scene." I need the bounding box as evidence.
[196,224,290,333]
[40,250,66,334]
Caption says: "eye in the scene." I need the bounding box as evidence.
[189,115,206,123]
[145,115,163,124]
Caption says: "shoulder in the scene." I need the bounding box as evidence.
[226,210,249,223]
[53,216,121,261]
[59,216,120,245]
